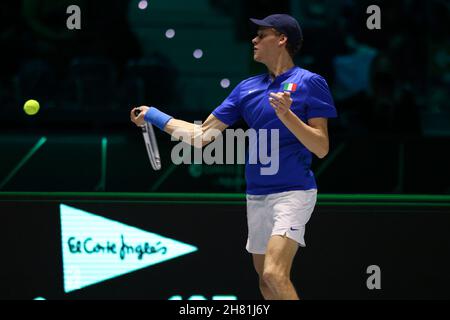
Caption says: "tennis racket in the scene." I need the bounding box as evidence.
[134,109,161,170]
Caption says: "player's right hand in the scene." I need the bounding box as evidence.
[130,106,150,127]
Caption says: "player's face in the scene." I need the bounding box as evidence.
[252,27,282,63]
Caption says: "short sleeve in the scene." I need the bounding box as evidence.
[305,75,338,119]
[212,82,243,126]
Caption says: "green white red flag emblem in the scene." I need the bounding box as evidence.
[283,83,298,92]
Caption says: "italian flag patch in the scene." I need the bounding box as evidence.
[283,82,298,92]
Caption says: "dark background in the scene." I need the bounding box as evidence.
[1,198,450,300]
[0,0,449,194]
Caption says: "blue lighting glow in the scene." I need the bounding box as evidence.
[138,0,148,10]
[193,49,203,59]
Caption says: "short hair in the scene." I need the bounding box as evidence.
[286,39,303,58]
[274,29,302,58]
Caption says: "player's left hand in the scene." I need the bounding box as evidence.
[269,91,292,117]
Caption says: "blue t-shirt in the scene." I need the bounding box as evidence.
[212,66,337,195]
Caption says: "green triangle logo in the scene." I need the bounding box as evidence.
[60,204,198,293]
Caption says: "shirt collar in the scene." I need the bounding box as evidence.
[265,65,299,84]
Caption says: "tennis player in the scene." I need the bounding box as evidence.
[130,14,337,300]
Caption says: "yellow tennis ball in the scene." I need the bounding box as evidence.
[24,99,40,116]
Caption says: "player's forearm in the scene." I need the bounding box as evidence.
[163,118,207,147]
[143,107,226,148]
[278,110,329,158]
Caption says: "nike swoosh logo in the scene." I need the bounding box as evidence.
[290,227,299,231]
[248,89,258,94]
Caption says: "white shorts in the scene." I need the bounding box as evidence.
[245,189,317,254]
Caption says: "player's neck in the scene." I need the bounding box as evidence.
[267,55,295,80]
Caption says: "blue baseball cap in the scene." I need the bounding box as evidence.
[250,14,303,46]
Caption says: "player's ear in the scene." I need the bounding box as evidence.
[278,34,288,47]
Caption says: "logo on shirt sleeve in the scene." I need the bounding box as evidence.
[283,83,298,92]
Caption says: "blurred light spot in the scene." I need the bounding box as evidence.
[220,79,230,88]
[193,49,203,59]
[165,29,175,39]
[138,0,148,10]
